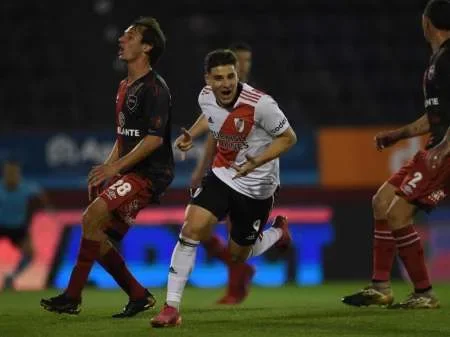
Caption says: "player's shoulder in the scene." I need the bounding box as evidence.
[240,83,267,105]
[198,85,214,104]
[154,73,170,92]
[435,41,450,69]
[142,72,171,99]
[241,84,278,112]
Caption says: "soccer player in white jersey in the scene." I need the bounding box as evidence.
[151,49,297,328]
[175,42,288,305]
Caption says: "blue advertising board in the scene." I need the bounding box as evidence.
[0,129,317,188]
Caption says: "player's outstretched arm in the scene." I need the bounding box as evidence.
[231,127,297,179]
[188,113,209,139]
[374,114,430,151]
[174,114,208,152]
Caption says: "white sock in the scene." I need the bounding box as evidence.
[248,227,282,258]
[166,235,199,310]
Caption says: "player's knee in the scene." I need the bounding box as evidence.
[386,207,408,230]
[82,209,94,231]
[181,221,208,241]
[182,205,215,241]
[230,253,247,263]
[82,206,103,237]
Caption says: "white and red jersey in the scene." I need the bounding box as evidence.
[198,83,290,199]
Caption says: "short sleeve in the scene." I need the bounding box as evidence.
[255,95,290,136]
[437,50,450,92]
[144,85,171,137]
[198,86,212,114]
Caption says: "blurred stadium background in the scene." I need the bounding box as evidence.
[1,0,449,296]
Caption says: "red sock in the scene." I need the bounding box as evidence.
[392,225,432,292]
[98,247,146,300]
[372,219,396,282]
[66,238,100,300]
[203,235,233,266]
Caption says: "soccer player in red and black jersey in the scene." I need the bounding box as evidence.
[342,0,450,309]
[175,42,288,305]
[40,17,174,317]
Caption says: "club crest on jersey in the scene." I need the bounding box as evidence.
[234,118,245,133]
[428,65,435,81]
[118,111,126,127]
[127,95,138,111]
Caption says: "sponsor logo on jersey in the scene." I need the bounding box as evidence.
[425,97,439,108]
[270,117,287,134]
[208,116,214,124]
[117,127,141,137]
[211,131,249,151]
[234,118,245,133]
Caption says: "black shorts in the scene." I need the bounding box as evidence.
[0,226,28,246]
[190,172,274,246]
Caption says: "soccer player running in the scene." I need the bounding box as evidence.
[0,160,51,289]
[342,0,450,309]
[175,42,288,305]
[151,49,297,327]
[40,17,174,317]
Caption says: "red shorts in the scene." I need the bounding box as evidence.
[388,150,450,210]
[99,173,152,239]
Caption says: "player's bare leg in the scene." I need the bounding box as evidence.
[40,198,111,314]
[342,182,396,307]
[385,196,439,309]
[151,205,217,328]
[4,236,34,289]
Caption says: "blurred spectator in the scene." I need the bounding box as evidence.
[0,159,52,289]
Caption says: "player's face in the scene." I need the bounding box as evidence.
[206,65,239,106]
[118,25,151,62]
[235,50,252,83]
[3,163,21,189]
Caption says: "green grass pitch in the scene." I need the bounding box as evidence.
[0,282,449,337]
